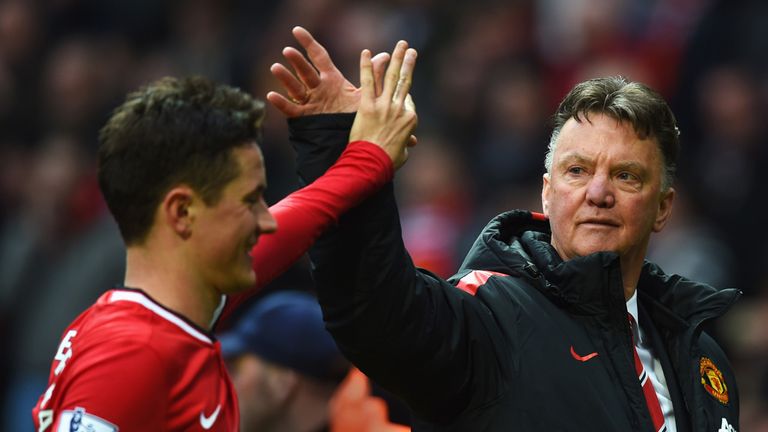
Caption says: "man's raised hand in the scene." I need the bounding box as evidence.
[267,26,389,117]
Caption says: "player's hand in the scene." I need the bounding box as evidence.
[349,40,418,170]
[267,26,389,117]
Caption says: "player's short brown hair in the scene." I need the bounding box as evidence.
[98,76,265,245]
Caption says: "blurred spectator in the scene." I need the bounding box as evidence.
[647,188,734,289]
[219,290,408,431]
[40,39,106,145]
[719,297,768,429]
[473,62,548,196]
[685,65,768,292]
[671,0,768,299]
[433,2,533,135]
[330,368,410,432]
[169,0,234,83]
[0,0,44,140]
[397,135,471,277]
[0,133,124,429]
[0,140,33,223]
[536,0,708,99]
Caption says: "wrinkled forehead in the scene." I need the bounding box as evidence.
[554,115,663,163]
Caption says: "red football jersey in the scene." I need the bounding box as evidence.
[32,289,238,431]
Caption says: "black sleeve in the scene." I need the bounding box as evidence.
[289,114,505,424]
[288,113,355,185]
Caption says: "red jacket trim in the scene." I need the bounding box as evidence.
[456,270,507,296]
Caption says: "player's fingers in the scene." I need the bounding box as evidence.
[270,63,309,104]
[359,49,375,103]
[371,52,390,97]
[283,47,321,90]
[404,93,416,113]
[393,49,417,105]
[266,91,301,118]
[292,26,340,76]
[382,41,408,101]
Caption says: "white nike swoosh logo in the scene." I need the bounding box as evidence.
[199,404,221,430]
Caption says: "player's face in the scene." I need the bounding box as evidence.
[192,143,277,293]
[542,113,674,269]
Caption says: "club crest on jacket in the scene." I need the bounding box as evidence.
[700,357,728,404]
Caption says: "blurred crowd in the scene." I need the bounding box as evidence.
[0,0,766,429]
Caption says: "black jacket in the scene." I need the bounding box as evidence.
[290,114,742,432]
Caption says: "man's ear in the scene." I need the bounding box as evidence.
[652,187,675,233]
[162,186,195,239]
[541,173,551,216]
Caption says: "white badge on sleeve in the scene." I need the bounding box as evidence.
[56,407,118,432]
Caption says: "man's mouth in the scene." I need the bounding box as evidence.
[579,218,620,228]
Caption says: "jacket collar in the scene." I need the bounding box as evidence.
[459,210,741,327]
[637,262,741,331]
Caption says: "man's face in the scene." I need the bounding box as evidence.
[542,113,674,267]
[228,354,278,431]
[191,143,277,293]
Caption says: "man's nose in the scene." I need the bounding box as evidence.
[259,208,278,234]
[585,173,615,208]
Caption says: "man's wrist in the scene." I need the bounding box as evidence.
[288,113,355,131]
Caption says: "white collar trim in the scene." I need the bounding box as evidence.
[108,290,213,344]
[626,290,639,325]
[626,290,644,345]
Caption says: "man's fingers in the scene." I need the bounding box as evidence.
[393,49,417,104]
[283,47,321,90]
[359,49,375,103]
[371,52,390,97]
[266,91,301,118]
[382,41,408,101]
[292,26,339,75]
[270,63,309,103]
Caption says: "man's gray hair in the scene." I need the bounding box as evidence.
[544,76,680,191]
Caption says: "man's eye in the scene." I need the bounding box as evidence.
[567,166,584,175]
[617,172,639,182]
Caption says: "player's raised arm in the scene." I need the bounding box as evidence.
[231,31,419,313]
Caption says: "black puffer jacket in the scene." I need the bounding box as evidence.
[290,114,741,432]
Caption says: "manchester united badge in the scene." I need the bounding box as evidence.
[700,357,728,404]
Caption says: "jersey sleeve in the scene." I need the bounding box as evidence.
[36,340,168,431]
[223,140,393,317]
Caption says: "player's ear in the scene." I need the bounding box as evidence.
[162,186,195,239]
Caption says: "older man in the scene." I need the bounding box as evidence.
[270,29,740,432]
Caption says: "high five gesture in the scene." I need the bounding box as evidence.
[350,41,418,169]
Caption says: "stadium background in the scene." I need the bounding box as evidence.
[0,0,766,429]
